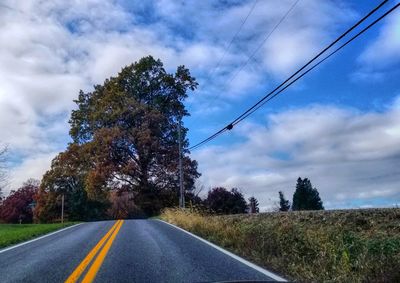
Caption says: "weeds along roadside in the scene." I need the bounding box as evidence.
[161,208,400,283]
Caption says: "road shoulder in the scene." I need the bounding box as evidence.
[157,219,287,282]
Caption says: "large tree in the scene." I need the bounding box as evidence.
[292,177,324,211]
[68,56,200,215]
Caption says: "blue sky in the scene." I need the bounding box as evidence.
[0,0,399,210]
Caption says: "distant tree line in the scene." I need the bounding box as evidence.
[0,142,324,223]
[0,175,324,224]
[200,187,259,214]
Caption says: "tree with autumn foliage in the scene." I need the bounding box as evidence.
[0,179,39,223]
[69,56,200,216]
[36,56,200,219]
[35,143,109,222]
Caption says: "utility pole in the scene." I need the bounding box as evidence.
[178,121,185,208]
[61,194,64,225]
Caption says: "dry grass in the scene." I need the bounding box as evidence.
[161,208,400,282]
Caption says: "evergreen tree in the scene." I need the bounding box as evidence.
[278,191,290,211]
[230,188,248,214]
[292,177,324,211]
[248,196,259,213]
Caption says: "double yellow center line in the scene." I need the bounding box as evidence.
[65,220,124,283]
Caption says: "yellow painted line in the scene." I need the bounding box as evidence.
[81,220,124,283]
[65,220,121,283]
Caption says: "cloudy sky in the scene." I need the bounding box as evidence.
[0,0,399,210]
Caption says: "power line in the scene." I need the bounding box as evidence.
[233,1,400,126]
[228,0,301,85]
[189,0,391,151]
[229,0,389,127]
[205,0,300,109]
[203,0,259,85]
[188,127,229,151]
[191,0,389,150]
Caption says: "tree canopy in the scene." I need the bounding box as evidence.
[1,179,38,223]
[35,144,108,222]
[205,187,248,214]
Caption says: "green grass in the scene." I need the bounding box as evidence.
[0,222,79,249]
[161,208,400,283]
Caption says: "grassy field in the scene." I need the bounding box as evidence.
[161,208,400,283]
[0,222,79,249]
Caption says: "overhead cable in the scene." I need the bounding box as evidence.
[189,0,391,150]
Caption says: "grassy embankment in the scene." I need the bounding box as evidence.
[161,208,400,282]
[0,222,79,249]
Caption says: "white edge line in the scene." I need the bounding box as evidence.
[0,223,83,254]
[157,219,287,282]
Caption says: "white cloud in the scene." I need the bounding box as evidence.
[9,152,57,193]
[193,100,400,211]
[0,0,182,192]
[354,5,400,81]
[358,7,400,69]
[149,0,356,95]
[0,0,380,201]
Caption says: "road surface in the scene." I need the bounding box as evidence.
[0,220,286,282]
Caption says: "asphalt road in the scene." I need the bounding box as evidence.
[0,220,285,283]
